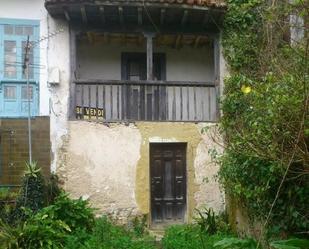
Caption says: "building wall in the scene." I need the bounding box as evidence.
[0,0,70,173]
[77,42,215,82]
[0,0,50,116]
[0,1,227,224]
[57,121,225,223]
[0,117,51,185]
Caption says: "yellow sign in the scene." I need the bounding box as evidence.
[75,106,104,120]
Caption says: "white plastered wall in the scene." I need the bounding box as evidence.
[0,0,71,172]
[77,42,215,82]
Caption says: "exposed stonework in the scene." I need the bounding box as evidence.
[194,124,225,212]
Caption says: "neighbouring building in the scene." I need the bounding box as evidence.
[0,0,51,187]
[0,0,227,227]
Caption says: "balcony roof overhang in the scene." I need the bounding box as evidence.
[45,0,226,34]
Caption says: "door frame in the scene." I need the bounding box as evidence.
[149,142,188,227]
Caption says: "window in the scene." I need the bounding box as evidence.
[0,19,39,117]
[4,41,17,78]
[4,86,16,99]
[21,86,33,100]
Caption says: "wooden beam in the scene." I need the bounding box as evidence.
[156,35,163,47]
[87,32,94,44]
[160,9,166,25]
[121,34,126,45]
[138,35,144,46]
[74,79,216,87]
[94,2,223,12]
[80,6,87,24]
[118,6,124,25]
[203,13,210,26]
[145,33,155,80]
[69,26,77,119]
[99,6,105,24]
[213,36,220,120]
[104,32,110,44]
[194,36,201,48]
[138,7,143,25]
[64,8,70,21]
[175,35,182,49]
[181,10,189,26]
[79,25,218,37]
[47,1,226,14]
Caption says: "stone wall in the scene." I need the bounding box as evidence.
[0,117,51,186]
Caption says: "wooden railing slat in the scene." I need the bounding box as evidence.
[73,80,218,122]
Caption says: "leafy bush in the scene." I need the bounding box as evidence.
[65,216,156,249]
[15,162,46,213]
[219,0,309,236]
[162,224,229,249]
[1,189,157,249]
[0,188,18,224]
[130,214,148,237]
[5,163,62,226]
[195,207,218,235]
[0,209,70,249]
[214,237,258,249]
[44,192,95,232]
[0,192,94,249]
[46,173,61,205]
[270,238,309,249]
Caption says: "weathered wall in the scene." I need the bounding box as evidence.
[77,42,215,82]
[0,117,51,185]
[58,121,224,223]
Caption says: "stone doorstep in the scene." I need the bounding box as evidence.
[148,229,165,242]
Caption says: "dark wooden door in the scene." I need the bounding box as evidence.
[150,143,186,225]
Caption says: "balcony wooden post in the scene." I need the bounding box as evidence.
[145,33,155,80]
[214,35,220,120]
[69,25,77,119]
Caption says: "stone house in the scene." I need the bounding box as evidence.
[0,0,227,227]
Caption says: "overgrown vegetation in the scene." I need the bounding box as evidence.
[0,163,156,249]
[218,0,309,238]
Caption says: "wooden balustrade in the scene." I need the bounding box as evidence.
[73,79,218,122]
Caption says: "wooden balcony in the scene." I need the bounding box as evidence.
[73,80,218,122]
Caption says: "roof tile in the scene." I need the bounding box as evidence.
[45,0,226,8]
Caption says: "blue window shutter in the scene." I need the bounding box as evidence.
[0,19,40,117]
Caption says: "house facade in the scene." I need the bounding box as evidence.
[1,0,227,226]
[0,0,52,187]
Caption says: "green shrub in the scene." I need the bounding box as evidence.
[46,192,95,232]
[16,162,46,213]
[0,211,69,249]
[270,238,309,249]
[214,237,258,249]
[82,216,155,249]
[219,0,309,236]
[0,192,95,249]
[162,224,229,249]
[0,188,18,224]
[195,207,217,235]
[64,228,91,249]
[130,214,148,237]
[46,173,61,205]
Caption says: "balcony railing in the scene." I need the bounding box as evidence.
[73,80,218,122]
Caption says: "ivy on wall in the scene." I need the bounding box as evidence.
[218,0,309,237]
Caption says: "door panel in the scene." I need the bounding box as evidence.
[150,143,186,225]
